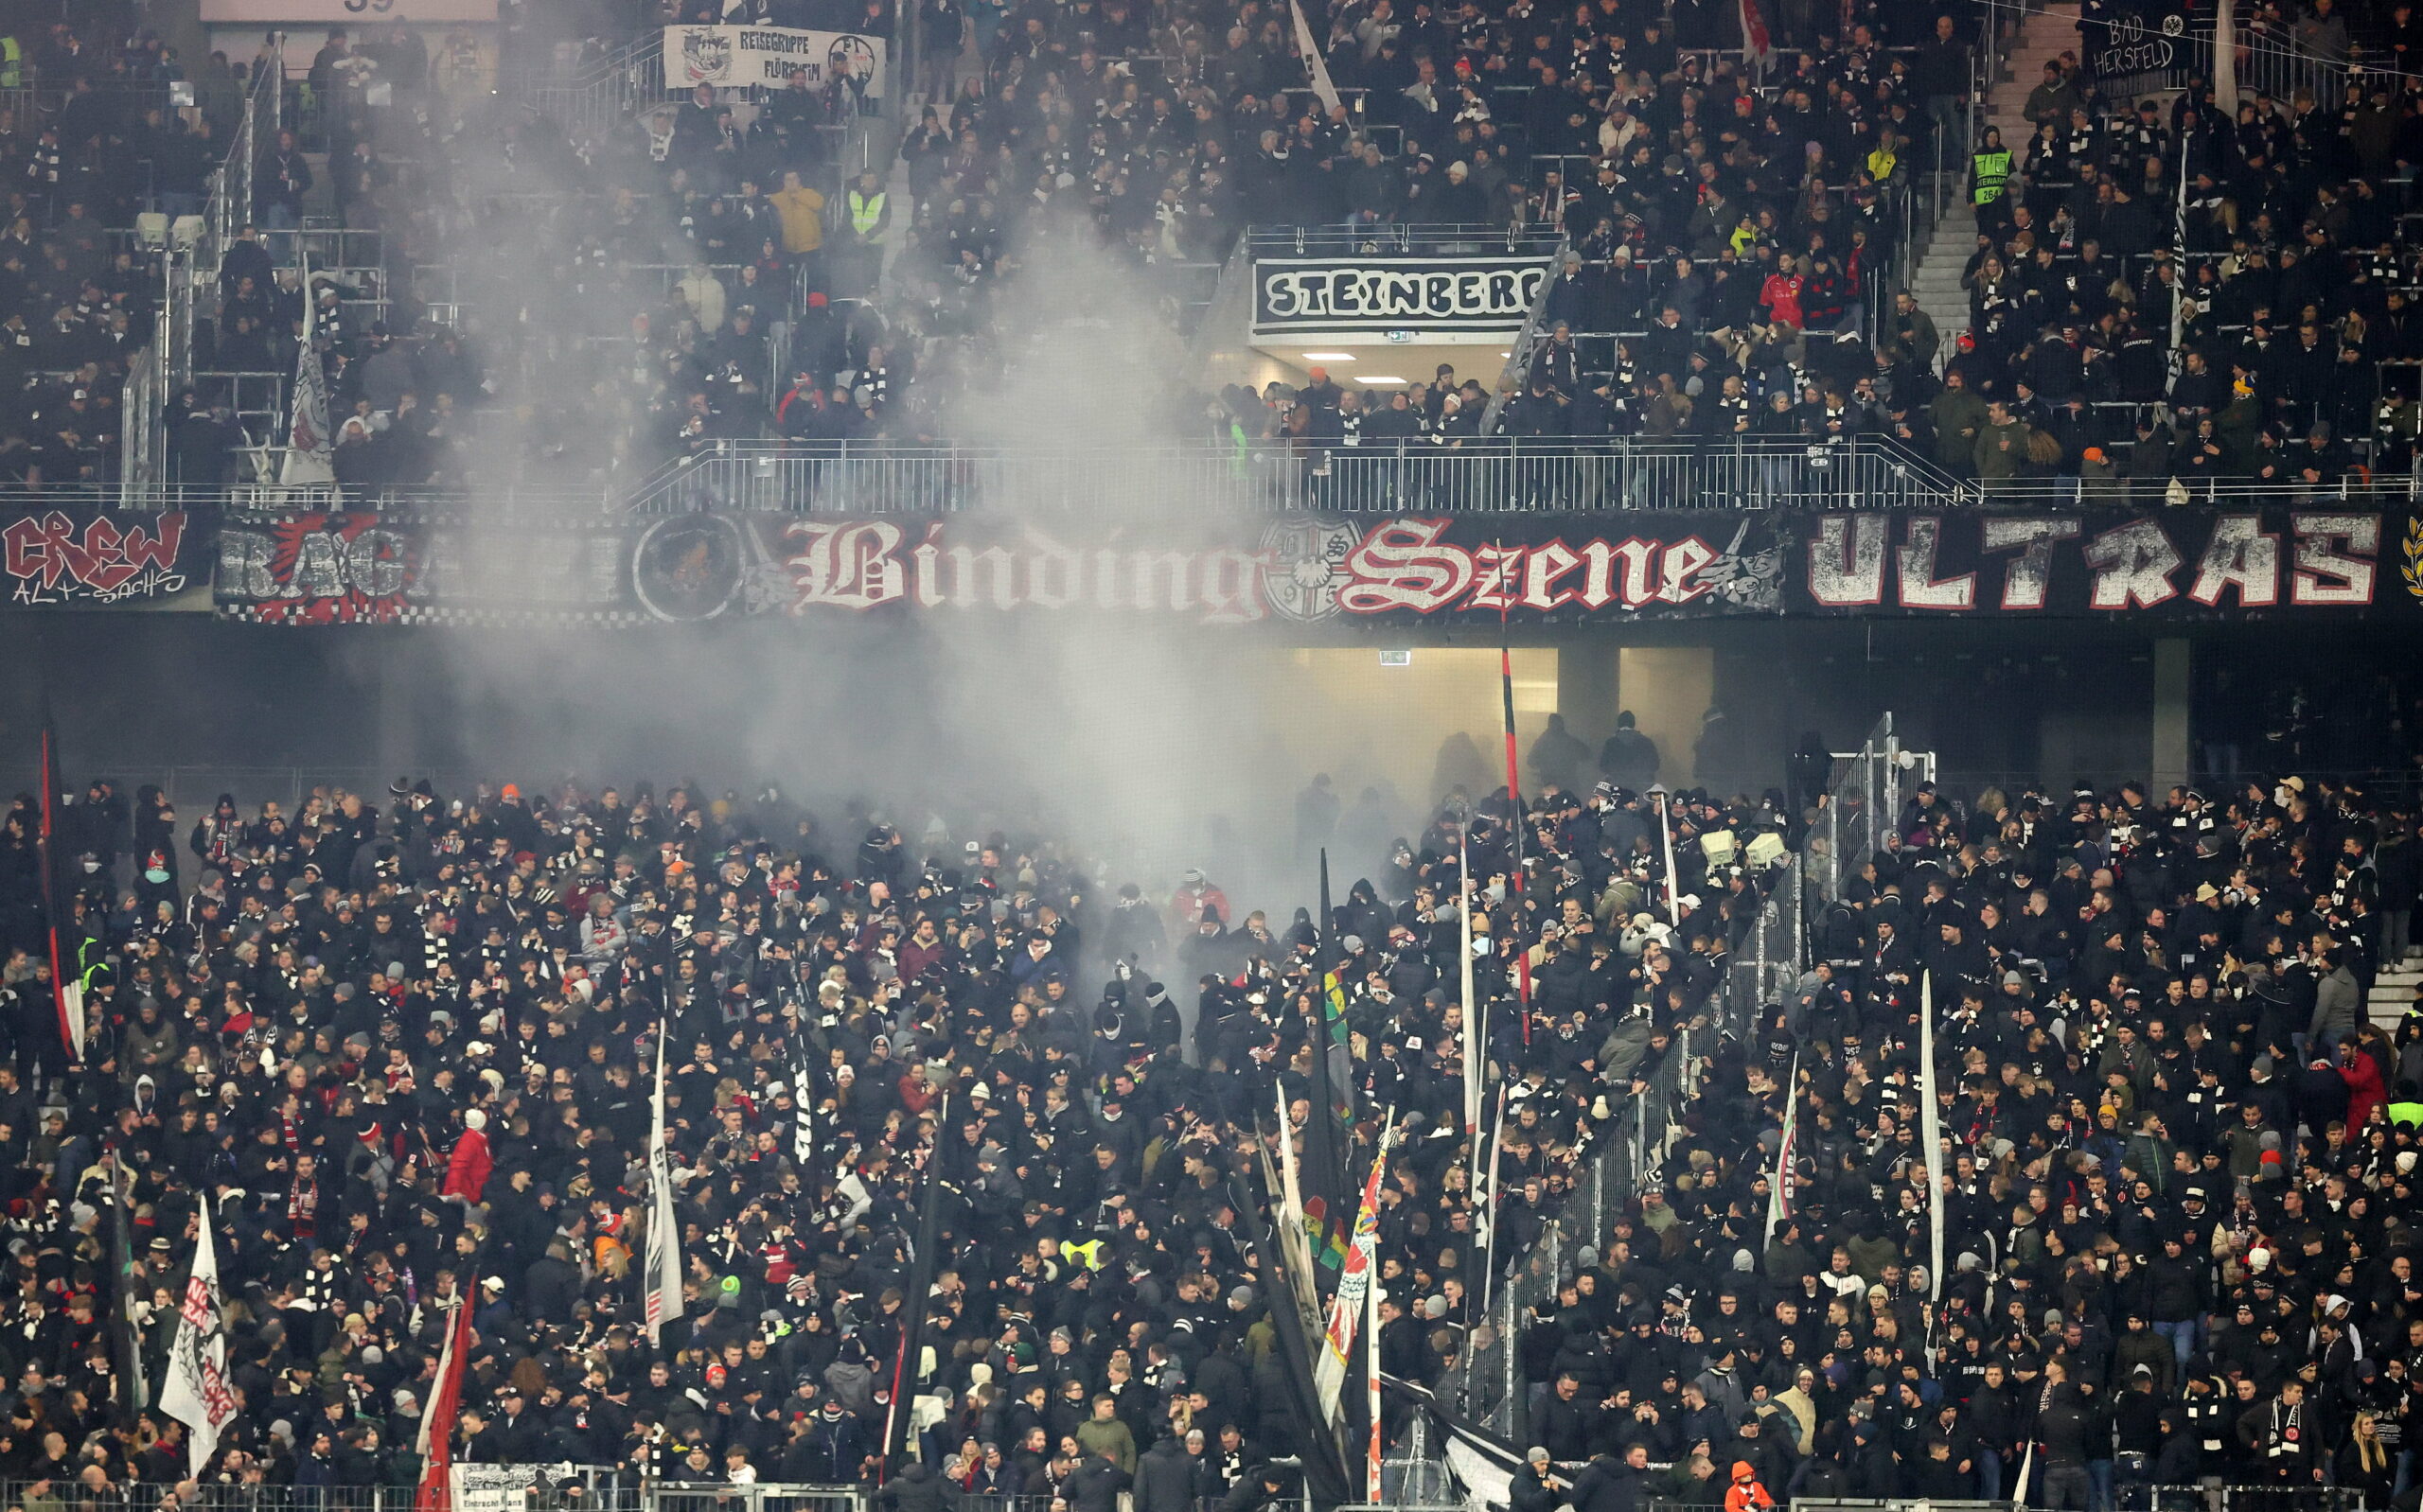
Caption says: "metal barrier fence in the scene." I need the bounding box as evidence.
[625,437,1971,516]
[0,1472,642,1512]
[1813,712,1901,908]
[2118,1487,2365,1512]
[497,33,667,142]
[646,1486,858,1512]
[1457,867,1790,1445]
[1716,851,1805,1046]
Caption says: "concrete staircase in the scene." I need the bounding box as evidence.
[2369,951,2422,1027]
[1904,1,2082,360]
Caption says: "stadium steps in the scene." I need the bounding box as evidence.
[1987,2,2086,145]
[1901,1,2080,362]
[2369,959,2423,1023]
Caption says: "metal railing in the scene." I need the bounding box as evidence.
[646,1486,859,1512]
[1482,237,1571,434]
[624,436,1971,516]
[1949,469,2421,505]
[496,33,667,143]
[2117,1486,2365,1512]
[1247,224,1565,255]
[0,1472,641,1512]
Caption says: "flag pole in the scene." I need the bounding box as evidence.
[1365,1257,1384,1502]
[107,1147,148,1420]
[36,725,82,1061]
[1478,1080,1507,1314]
[1459,835,1483,1201]
[1921,972,1946,1297]
[1494,545,1531,1045]
[1654,785,1681,927]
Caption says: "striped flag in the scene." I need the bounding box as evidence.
[1317,1118,1395,1420]
[1738,0,1773,69]
[414,1287,474,1512]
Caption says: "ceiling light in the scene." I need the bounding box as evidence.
[1300,352,1356,361]
[1359,376,1408,384]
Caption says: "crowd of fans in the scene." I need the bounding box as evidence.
[1506,756,2423,1512]
[0,751,1791,1504]
[3,711,2423,1512]
[442,0,2420,495]
[0,0,2414,496]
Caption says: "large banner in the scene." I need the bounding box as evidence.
[664,24,887,98]
[215,513,634,625]
[3,508,211,610]
[208,507,2423,625]
[623,510,1790,624]
[1251,257,1551,336]
[1799,508,2393,617]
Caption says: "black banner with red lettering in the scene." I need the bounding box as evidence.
[2,508,210,610]
[620,510,1794,624]
[204,507,2423,624]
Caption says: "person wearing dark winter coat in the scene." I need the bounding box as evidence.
[1512,1450,1565,1512]
[877,1461,958,1512]
[1068,1454,1134,1512]
[1135,1434,1208,1512]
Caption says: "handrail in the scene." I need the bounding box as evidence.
[1482,237,1570,434]
[1247,223,1565,255]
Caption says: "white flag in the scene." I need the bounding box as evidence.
[1290,0,1343,114]
[646,1020,685,1347]
[1271,1086,1321,1327]
[1764,1054,1798,1245]
[158,1195,238,1475]
[279,258,337,490]
[60,979,83,1065]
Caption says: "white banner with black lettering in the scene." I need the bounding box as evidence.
[663,24,886,99]
[1251,256,1550,336]
[451,1462,614,1512]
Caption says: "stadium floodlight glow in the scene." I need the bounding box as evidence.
[1360,376,1409,384]
[1300,352,1357,361]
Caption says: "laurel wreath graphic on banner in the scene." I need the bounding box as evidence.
[2404,517,2423,603]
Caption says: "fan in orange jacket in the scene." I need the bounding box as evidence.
[1724,1462,1775,1512]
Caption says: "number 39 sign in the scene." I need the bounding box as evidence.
[201,0,498,22]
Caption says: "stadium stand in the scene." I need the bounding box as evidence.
[0,0,2396,501]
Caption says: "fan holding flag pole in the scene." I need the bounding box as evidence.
[158,1195,239,1476]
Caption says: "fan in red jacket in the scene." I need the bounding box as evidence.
[442,1106,493,1204]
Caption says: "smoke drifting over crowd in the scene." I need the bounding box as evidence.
[371,105,1369,914]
